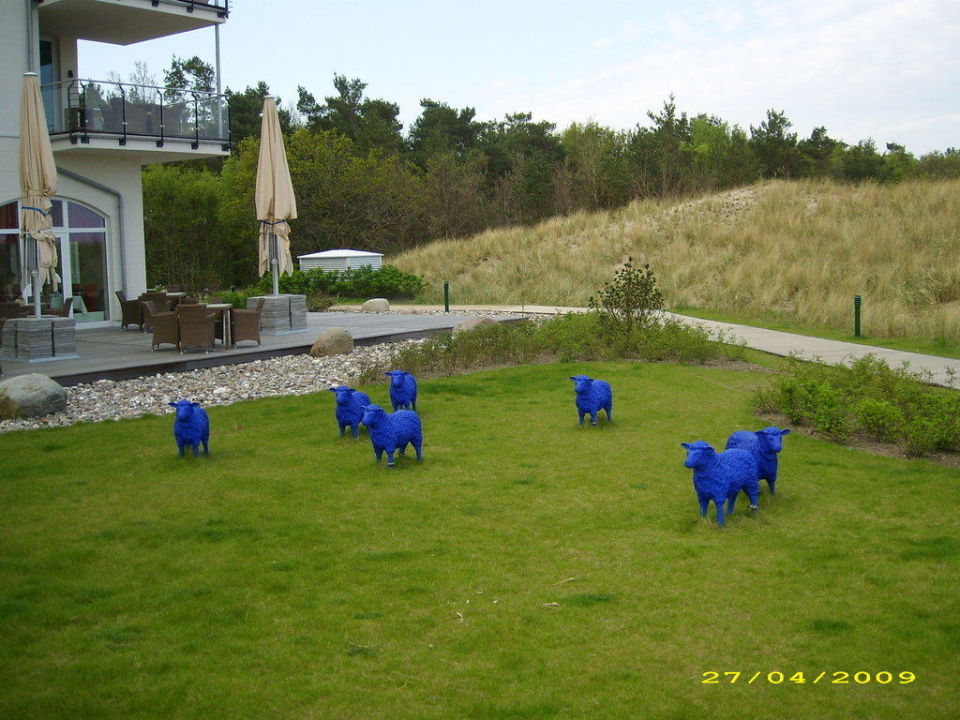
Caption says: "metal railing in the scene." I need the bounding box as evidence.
[43,78,231,151]
[35,0,230,16]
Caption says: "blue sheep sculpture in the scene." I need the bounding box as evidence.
[725,426,791,495]
[681,441,759,527]
[385,370,418,411]
[168,400,209,457]
[569,374,613,425]
[329,385,371,438]
[362,403,423,468]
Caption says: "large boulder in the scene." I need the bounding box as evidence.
[453,316,500,335]
[0,373,68,420]
[310,327,354,357]
[361,298,390,313]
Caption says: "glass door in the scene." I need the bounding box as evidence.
[62,201,108,322]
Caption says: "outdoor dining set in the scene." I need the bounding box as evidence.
[114,289,265,353]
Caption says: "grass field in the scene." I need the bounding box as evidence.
[393,178,960,347]
[2,362,958,719]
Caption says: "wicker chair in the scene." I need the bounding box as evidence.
[45,297,73,318]
[116,290,142,330]
[146,301,179,350]
[177,303,216,353]
[231,297,265,347]
[139,292,169,331]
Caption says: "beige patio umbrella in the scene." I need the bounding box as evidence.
[19,72,59,319]
[255,96,296,295]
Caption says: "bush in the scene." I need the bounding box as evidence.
[854,398,903,443]
[250,265,425,300]
[356,311,738,384]
[757,353,958,457]
[588,257,664,339]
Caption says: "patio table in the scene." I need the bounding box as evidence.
[207,303,233,348]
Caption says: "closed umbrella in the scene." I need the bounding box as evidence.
[19,72,59,319]
[255,96,296,295]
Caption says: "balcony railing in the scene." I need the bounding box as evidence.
[34,0,231,17]
[43,78,231,151]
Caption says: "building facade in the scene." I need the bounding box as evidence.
[1,0,230,324]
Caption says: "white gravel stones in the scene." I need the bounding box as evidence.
[0,309,532,435]
[0,339,424,434]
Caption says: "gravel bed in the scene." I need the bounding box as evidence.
[0,339,427,434]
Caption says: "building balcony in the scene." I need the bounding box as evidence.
[36,0,228,46]
[44,78,231,154]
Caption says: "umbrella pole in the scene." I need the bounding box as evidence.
[271,231,280,296]
[30,236,41,319]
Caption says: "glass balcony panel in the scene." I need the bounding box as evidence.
[44,78,230,147]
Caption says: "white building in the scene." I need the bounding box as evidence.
[1,0,231,325]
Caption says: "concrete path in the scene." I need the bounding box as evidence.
[395,304,960,388]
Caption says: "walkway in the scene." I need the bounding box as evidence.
[2,305,957,389]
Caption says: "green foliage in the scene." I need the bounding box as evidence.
[357,311,736,383]
[249,265,424,299]
[140,70,960,292]
[588,257,664,339]
[854,398,903,443]
[758,354,959,456]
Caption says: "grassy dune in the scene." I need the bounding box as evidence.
[393,179,960,344]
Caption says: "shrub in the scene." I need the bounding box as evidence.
[757,353,958,457]
[854,398,903,443]
[249,265,425,299]
[588,257,664,339]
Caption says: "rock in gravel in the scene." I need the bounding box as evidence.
[0,373,68,419]
[310,327,354,357]
[453,316,500,335]
[361,298,390,313]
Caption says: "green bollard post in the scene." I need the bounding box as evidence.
[854,295,862,338]
[443,281,450,313]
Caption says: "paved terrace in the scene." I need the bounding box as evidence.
[0,310,524,386]
[2,305,957,389]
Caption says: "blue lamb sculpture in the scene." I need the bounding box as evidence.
[681,441,759,527]
[329,385,371,438]
[569,374,613,425]
[168,400,209,457]
[361,404,422,468]
[725,426,791,495]
[385,370,418,411]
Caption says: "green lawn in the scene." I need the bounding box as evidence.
[1,362,957,719]
[673,306,960,360]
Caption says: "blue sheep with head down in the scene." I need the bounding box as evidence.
[329,385,371,438]
[569,374,613,425]
[361,404,422,468]
[168,400,209,457]
[681,441,759,527]
[725,426,790,495]
[385,370,417,411]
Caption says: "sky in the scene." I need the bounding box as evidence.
[78,0,960,154]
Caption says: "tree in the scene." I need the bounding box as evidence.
[163,55,215,97]
[750,109,803,178]
[297,75,403,153]
[831,139,884,181]
[798,126,844,177]
[225,81,292,146]
[560,122,631,210]
[408,99,481,164]
[630,94,691,196]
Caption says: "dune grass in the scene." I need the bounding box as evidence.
[393,179,960,347]
[1,362,958,719]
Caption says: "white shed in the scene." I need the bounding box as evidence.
[297,249,384,273]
